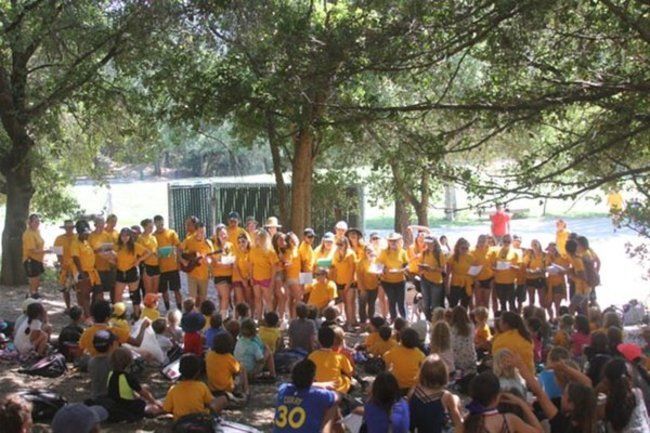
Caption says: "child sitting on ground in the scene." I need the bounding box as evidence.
[383,328,426,393]
[152,318,174,363]
[106,347,162,421]
[224,317,240,340]
[204,312,226,351]
[408,354,463,433]
[165,309,183,345]
[429,320,455,375]
[368,325,397,357]
[492,348,527,396]
[320,306,339,329]
[473,306,492,352]
[553,314,573,350]
[109,302,130,333]
[142,294,161,322]
[308,326,353,393]
[88,330,118,401]
[200,300,216,332]
[332,326,355,366]
[58,306,84,360]
[393,317,407,342]
[537,346,571,406]
[182,298,196,316]
[358,316,387,351]
[306,269,337,312]
[571,314,591,360]
[14,302,50,358]
[163,353,223,420]
[206,332,249,399]
[234,319,276,381]
[235,302,250,322]
[288,302,317,353]
[181,311,205,356]
[259,311,282,353]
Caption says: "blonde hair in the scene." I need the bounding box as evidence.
[419,354,448,388]
[493,349,518,379]
[255,229,272,250]
[473,306,489,323]
[431,307,447,324]
[332,326,345,348]
[167,309,181,326]
[430,321,451,353]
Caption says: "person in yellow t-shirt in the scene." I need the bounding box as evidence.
[180,222,214,307]
[299,229,316,272]
[88,215,116,302]
[445,238,474,308]
[211,224,235,318]
[164,354,225,419]
[544,243,570,320]
[206,332,249,396]
[473,306,492,351]
[555,219,570,256]
[138,218,160,297]
[331,237,358,327]
[226,211,249,249]
[418,236,447,321]
[283,232,303,318]
[524,240,547,309]
[357,246,380,323]
[377,233,409,321]
[607,189,624,213]
[407,230,427,276]
[71,220,102,317]
[308,326,353,393]
[232,233,252,308]
[54,220,77,311]
[153,215,182,311]
[312,232,336,272]
[471,234,495,309]
[22,213,49,297]
[248,229,280,320]
[183,215,200,241]
[491,312,535,375]
[109,227,151,318]
[105,214,119,242]
[368,325,398,357]
[492,234,521,312]
[565,239,589,314]
[306,269,338,312]
[383,328,425,390]
[346,227,366,265]
[260,311,282,353]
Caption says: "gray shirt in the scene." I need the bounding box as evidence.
[88,355,111,399]
[288,318,317,353]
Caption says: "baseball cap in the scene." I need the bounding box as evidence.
[112,302,126,317]
[228,211,240,220]
[322,232,335,242]
[617,343,643,363]
[92,330,117,352]
[369,232,380,240]
[181,311,206,333]
[51,403,108,433]
[215,223,226,231]
[335,221,348,231]
[144,293,160,308]
[303,228,315,237]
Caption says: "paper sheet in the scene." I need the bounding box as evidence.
[299,272,313,285]
[52,246,64,255]
[496,260,511,270]
[468,265,483,276]
[220,255,236,265]
[369,263,384,274]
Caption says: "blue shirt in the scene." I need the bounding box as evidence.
[538,370,563,399]
[204,327,226,351]
[273,383,336,433]
[364,398,410,433]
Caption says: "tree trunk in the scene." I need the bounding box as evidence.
[413,170,430,225]
[290,129,313,234]
[394,195,409,234]
[444,183,457,221]
[1,164,34,285]
[266,113,289,226]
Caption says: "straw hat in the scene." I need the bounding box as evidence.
[264,217,282,228]
[387,232,402,241]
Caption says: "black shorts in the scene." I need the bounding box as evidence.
[526,278,546,290]
[98,269,116,292]
[477,278,493,289]
[116,267,139,284]
[515,284,527,302]
[144,264,161,277]
[160,271,181,292]
[214,276,232,286]
[23,259,44,278]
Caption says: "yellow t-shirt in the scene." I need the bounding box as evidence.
[205,351,240,392]
[313,245,335,271]
[180,237,214,281]
[88,231,115,272]
[449,253,474,295]
[368,338,397,357]
[211,241,235,277]
[474,323,492,345]
[377,248,409,283]
[407,244,425,273]
[471,246,495,281]
[332,249,357,285]
[233,249,250,282]
[306,280,338,309]
[227,226,249,248]
[79,324,130,357]
[545,255,570,288]
[249,246,279,281]
[308,349,353,393]
[524,252,545,279]
[420,251,446,284]
[383,345,425,389]
[357,258,379,290]
[163,380,213,420]
[493,247,521,284]
[607,191,624,211]
[137,233,159,267]
[283,246,302,280]
[365,331,380,347]
[154,229,181,273]
[105,228,119,243]
[259,326,282,353]
[116,243,147,272]
[298,241,315,272]
[70,239,100,285]
[142,307,160,322]
[556,229,570,256]
[553,329,571,349]
[568,255,589,295]
[22,228,45,262]
[492,329,535,375]
[54,234,76,271]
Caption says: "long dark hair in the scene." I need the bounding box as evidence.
[464,372,500,433]
[451,306,471,337]
[25,302,45,335]
[423,237,443,270]
[452,238,469,263]
[117,228,135,253]
[604,359,636,431]
[500,311,532,342]
[272,232,287,255]
[370,371,400,413]
[566,383,597,433]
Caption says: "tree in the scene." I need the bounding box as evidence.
[0,1,176,284]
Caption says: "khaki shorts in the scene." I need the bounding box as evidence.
[188,276,209,299]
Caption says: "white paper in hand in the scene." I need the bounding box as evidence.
[468,265,483,277]
[52,246,64,255]
[299,272,313,285]
[496,261,511,271]
[220,255,235,265]
[369,263,384,274]
[547,264,565,275]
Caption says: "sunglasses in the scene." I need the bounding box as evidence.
[371,237,380,241]
[306,234,315,238]
[336,243,344,247]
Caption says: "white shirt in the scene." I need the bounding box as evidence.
[14,318,42,355]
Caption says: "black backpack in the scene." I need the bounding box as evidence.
[19,353,67,378]
[172,413,217,433]
[15,389,67,422]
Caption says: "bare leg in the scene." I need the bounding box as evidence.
[28,276,40,296]
[253,285,264,320]
[114,282,126,302]
[217,282,232,317]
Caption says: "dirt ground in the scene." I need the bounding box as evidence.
[0,283,286,432]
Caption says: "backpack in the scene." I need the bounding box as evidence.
[364,357,386,375]
[172,413,218,433]
[19,353,67,378]
[15,389,67,422]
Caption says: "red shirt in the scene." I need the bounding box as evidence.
[490,211,511,236]
[184,332,203,356]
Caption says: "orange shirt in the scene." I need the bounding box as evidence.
[420,251,446,284]
[180,236,214,280]
[471,246,495,281]
[377,248,409,283]
[448,253,474,295]
[154,228,181,273]
[331,249,357,285]
[88,230,115,272]
[249,246,279,281]
[283,246,301,280]
[493,247,521,284]
[210,240,235,277]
